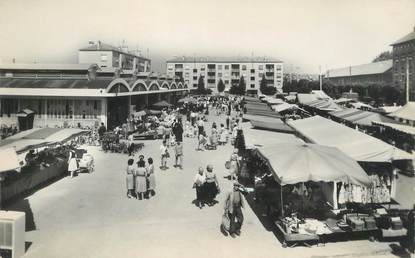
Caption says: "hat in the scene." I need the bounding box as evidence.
[139,155,144,159]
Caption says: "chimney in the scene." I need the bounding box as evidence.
[97,41,101,50]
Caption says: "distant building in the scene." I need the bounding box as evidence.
[325,60,393,87]
[79,41,151,74]
[391,27,415,101]
[166,56,283,94]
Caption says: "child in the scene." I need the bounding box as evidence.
[174,141,183,169]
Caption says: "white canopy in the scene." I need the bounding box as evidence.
[288,116,413,162]
[254,143,371,186]
[390,102,415,121]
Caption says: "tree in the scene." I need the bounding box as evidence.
[217,78,225,93]
[196,75,206,94]
[238,75,246,95]
[260,74,277,95]
[372,51,392,63]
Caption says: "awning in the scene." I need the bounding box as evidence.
[372,121,415,136]
[16,109,35,118]
[330,108,399,126]
[241,122,303,149]
[390,102,415,121]
[247,116,294,133]
[288,116,413,162]
[271,103,300,112]
[254,143,371,186]
[0,148,21,173]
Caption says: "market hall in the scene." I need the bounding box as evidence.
[0,63,188,130]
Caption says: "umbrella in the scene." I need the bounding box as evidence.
[255,143,371,186]
[152,101,173,109]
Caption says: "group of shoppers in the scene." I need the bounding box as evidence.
[126,155,156,199]
[193,165,220,208]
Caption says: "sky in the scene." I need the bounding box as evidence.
[0,0,414,74]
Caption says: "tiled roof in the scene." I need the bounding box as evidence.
[391,30,415,46]
[0,63,97,71]
[327,60,392,78]
[167,56,282,63]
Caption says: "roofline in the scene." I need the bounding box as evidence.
[166,60,283,63]
[79,49,151,61]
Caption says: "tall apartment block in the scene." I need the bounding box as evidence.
[166,57,283,93]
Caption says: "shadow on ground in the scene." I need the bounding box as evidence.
[4,198,36,232]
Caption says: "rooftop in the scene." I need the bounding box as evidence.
[79,41,150,61]
[326,60,392,78]
[0,63,98,71]
[166,56,282,63]
[391,28,415,46]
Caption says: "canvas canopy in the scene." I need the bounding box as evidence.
[254,143,371,186]
[297,94,342,111]
[0,128,88,153]
[288,116,413,162]
[241,122,302,149]
[16,109,35,118]
[248,116,294,133]
[330,108,398,126]
[372,121,415,136]
[152,100,173,108]
[0,148,20,173]
[390,102,415,121]
[265,98,286,105]
[271,103,301,113]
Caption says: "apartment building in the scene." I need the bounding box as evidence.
[166,56,283,93]
[391,27,415,101]
[79,41,151,74]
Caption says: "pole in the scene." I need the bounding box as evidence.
[406,58,410,103]
[280,177,284,218]
[319,65,322,91]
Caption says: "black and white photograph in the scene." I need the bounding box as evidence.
[0,0,414,257]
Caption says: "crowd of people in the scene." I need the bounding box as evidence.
[120,95,247,237]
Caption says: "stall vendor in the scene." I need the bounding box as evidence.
[25,150,37,167]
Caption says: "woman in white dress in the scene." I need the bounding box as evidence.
[68,149,78,178]
[219,124,228,145]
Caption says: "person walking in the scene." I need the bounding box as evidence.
[224,182,245,237]
[174,141,183,169]
[160,140,169,170]
[68,148,78,178]
[197,131,207,151]
[211,123,218,149]
[172,119,184,143]
[227,149,239,180]
[193,167,206,209]
[146,158,156,197]
[126,159,135,198]
[219,124,228,145]
[135,161,147,200]
[205,165,220,206]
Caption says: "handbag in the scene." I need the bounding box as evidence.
[225,160,231,169]
[222,212,230,231]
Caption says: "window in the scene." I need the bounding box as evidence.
[193,76,197,80]
[175,64,183,68]
[218,65,222,70]
[218,73,222,77]
[225,80,229,84]
[193,69,197,73]
[201,67,205,71]
[193,84,197,88]
[242,65,246,70]
[100,54,108,62]
[250,69,255,73]
[250,84,255,88]
[259,73,264,77]
[224,65,229,70]
[258,65,263,70]
[250,76,255,81]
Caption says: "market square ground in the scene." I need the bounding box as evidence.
[4,113,415,258]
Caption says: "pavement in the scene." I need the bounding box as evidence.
[4,112,414,258]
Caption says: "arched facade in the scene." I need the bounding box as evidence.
[170,82,177,89]
[161,81,170,90]
[148,82,160,91]
[106,78,130,93]
[131,80,148,92]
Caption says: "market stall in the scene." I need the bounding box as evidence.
[250,142,376,247]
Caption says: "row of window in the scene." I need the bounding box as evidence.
[172,64,282,71]
[0,99,101,119]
